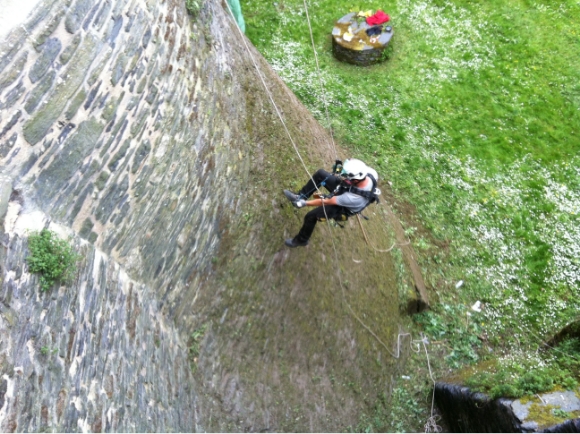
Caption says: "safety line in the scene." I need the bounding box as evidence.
[421,334,443,433]
[223,0,320,188]
[302,0,338,161]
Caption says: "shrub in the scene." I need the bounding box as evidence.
[185,0,201,16]
[26,229,81,291]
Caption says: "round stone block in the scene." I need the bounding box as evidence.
[332,12,393,66]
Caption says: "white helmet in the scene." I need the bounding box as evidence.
[341,159,368,180]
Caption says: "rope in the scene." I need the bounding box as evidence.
[421,334,443,433]
[356,213,410,253]
[223,0,321,191]
[302,0,338,161]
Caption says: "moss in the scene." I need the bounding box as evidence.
[59,34,81,65]
[526,402,578,429]
[65,89,87,120]
[79,218,94,239]
[95,171,109,190]
[101,102,117,122]
[108,140,131,172]
[23,36,99,145]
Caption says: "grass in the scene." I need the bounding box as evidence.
[240,0,580,429]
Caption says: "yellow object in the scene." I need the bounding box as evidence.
[343,31,354,42]
[357,9,373,18]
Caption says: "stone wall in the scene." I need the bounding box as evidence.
[0,224,199,432]
[0,0,409,430]
[0,0,269,430]
[0,0,253,330]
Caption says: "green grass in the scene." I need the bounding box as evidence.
[240,0,580,428]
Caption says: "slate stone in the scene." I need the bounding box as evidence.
[0,110,21,140]
[97,92,109,110]
[131,140,151,173]
[79,217,95,239]
[36,140,54,168]
[130,109,149,136]
[65,0,97,34]
[520,421,538,432]
[96,175,128,222]
[87,54,110,87]
[23,35,99,145]
[21,0,60,34]
[92,1,112,31]
[65,90,86,120]
[541,391,580,412]
[126,95,141,112]
[69,183,93,222]
[124,11,137,33]
[0,52,28,93]
[57,123,77,145]
[0,80,25,110]
[36,118,104,203]
[84,81,101,110]
[29,38,62,83]
[142,27,152,49]
[20,153,39,177]
[24,71,56,114]
[101,114,127,154]
[110,54,127,86]
[108,139,131,171]
[0,27,26,75]
[59,34,82,65]
[82,3,100,31]
[107,16,124,47]
[33,11,63,51]
[145,85,158,105]
[0,177,12,228]
[136,77,147,94]
[94,171,109,190]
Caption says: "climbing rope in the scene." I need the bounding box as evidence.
[302,0,338,161]
[222,0,317,187]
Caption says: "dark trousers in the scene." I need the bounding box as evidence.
[295,170,347,242]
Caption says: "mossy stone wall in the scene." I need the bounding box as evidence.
[0,0,409,430]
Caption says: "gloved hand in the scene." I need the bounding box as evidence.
[332,159,343,174]
[294,199,307,208]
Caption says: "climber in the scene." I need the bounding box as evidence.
[283,158,380,248]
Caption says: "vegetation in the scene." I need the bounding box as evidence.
[463,337,580,399]
[188,324,207,372]
[185,0,202,16]
[26,229,80,291]
[240,0,580,429]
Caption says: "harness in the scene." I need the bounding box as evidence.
[333,174,380,208]
[319,174,381,225]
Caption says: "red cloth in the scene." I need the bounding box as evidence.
[366,10,390,25]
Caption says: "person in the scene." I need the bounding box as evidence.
[283,158,380,248]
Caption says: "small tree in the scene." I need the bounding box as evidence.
[26,229,81,291]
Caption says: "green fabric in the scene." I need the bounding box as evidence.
[227,0,245,33]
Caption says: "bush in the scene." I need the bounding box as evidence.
[26,229,81,291]
[185,0,201,16]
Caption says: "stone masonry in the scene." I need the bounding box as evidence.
[0,0,259,430]
[0,0,411,430]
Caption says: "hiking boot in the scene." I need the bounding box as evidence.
[283,190,301,203]
[285,238,309,248]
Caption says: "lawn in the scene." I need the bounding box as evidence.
[239,0,580,429]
